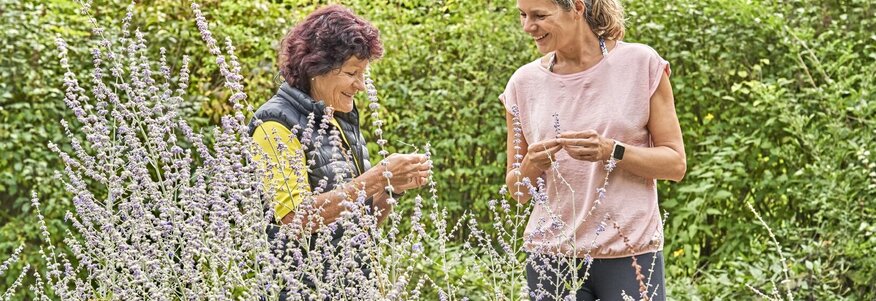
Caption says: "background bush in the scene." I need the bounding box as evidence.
[1,0,873,299]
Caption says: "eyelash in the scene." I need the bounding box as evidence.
[519,13,546,20]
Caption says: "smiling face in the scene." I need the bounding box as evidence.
[517,0,583,54]
[310,56,369,113]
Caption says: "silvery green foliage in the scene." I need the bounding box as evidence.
[28,1,664,300]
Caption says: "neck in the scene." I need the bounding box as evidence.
[555,33,606,66]
[310,89,330,106]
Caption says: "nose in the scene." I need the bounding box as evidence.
[522,17,537,34]
[353,75,366,92]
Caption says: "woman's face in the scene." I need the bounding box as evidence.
[310,56,369,113]
[517,0,582,54]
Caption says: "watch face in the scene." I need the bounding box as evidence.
[613,144,625,160]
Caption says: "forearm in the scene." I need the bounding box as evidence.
[282,167,390,227]
[616,144,686,182]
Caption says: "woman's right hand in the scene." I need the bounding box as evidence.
[523,138,562,172]
[382,153,431,192]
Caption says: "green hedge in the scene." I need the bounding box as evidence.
[1,0,873,299]
[624,1,875,298]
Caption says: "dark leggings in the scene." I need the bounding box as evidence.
[526,252,666,301]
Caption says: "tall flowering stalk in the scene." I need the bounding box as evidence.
[745,202,794,301]
[0,244,28,300]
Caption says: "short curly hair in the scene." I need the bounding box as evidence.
[278,5,383,94]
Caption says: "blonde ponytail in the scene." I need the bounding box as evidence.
[553,0,626,40]
[586,0,625,40]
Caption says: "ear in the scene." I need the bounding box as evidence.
[574,0,587,16]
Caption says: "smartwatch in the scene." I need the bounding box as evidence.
[611,141,625,161]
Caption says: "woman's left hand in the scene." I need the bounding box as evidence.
[557,130,613,162]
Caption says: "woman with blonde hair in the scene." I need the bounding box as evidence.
[501,0,686,300]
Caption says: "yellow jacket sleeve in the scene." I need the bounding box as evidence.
[251,121,310,222]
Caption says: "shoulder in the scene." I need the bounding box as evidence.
[253,85,315,128]
[249,95,306,137]
[614,41,665,61]
[254,96,297,123]
[505,58,546,87]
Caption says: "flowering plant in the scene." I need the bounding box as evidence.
[3,2,665,300]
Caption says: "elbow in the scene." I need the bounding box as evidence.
[504,184,530,205]
[669,158,687,182]
[504,173,532,205]
[514,194,531,205]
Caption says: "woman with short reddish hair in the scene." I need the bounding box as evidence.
[249,5,429,297]
[252,4,428,230]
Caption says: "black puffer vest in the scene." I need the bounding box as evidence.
[250,83,375,243]
[249,83,372,191]
[250,84,376,295]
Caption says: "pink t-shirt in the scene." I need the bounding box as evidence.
[501,41,671,258]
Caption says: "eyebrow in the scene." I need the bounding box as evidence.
[518,8,550,14]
